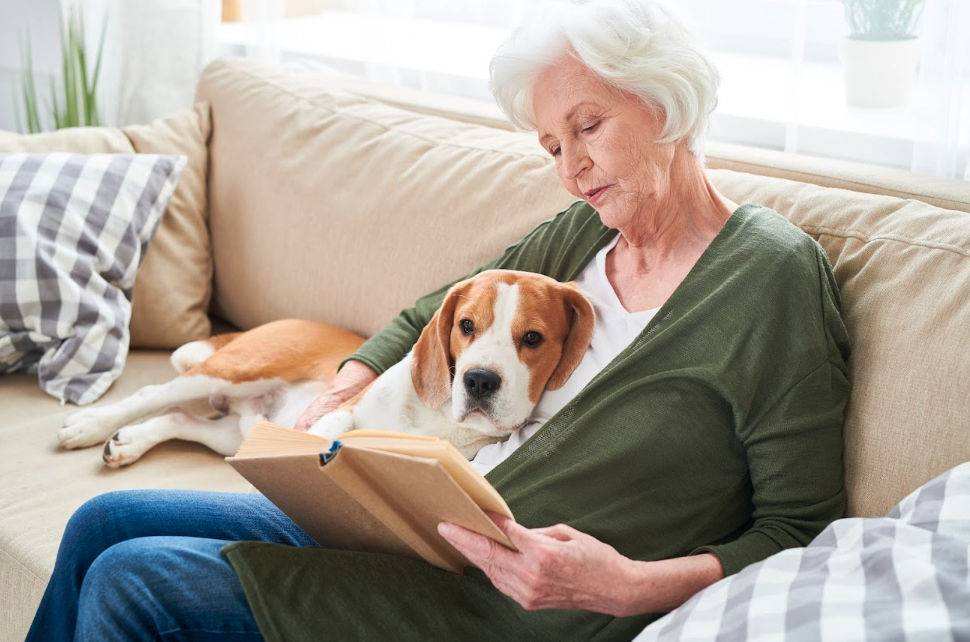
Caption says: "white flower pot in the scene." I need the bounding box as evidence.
[840,36,920,108]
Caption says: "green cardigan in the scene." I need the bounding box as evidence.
[223,202,851,641]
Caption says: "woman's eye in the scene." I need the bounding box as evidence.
[522,331,543,348]
[460,319,475,335]
[549,146,561,157]
[581,121,600,133]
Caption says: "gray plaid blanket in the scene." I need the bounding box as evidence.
[637,462,970,641]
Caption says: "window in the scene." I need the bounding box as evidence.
[219,0,970,178]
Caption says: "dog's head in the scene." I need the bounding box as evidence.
[410,269,594,435]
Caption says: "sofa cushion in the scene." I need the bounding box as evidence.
[0,350,252,642]
[710,169,970,518]
[0,153,185,405]
[0,104,214,349]
[196,58,577,338]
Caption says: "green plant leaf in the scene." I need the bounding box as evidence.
[19,29,43,133]
[18,3,106,132]
[843,0,925,40]
[88,14,108,126]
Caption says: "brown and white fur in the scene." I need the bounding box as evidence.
[57,270,594,466]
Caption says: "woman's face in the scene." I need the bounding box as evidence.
[533,54,676,231]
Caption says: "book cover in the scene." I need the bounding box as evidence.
[227,421,515,573]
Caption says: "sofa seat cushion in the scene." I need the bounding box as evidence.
[0,351,251,640]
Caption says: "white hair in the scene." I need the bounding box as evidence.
[489,0,719,156]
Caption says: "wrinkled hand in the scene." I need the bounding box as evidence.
[293,392,344,432]
[438,512,639,615]
[293,361,377,432]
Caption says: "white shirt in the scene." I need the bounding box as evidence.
[470,234,660,475]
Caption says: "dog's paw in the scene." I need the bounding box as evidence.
[308,411,355,441]
[101,429,149,468]
[58,408,120,450]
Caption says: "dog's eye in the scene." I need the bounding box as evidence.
[522,331,543,348]
[460,319,475,335]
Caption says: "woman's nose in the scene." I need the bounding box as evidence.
[560,141,591,180]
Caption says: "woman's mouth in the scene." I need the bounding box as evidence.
[585,185,609,205]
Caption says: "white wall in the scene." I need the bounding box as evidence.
[0,0,221,132]
[95,0,222,126]
[0,0,64,132]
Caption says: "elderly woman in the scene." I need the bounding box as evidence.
[27,1,850,640]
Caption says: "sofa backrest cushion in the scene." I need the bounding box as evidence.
[0,105,214,349]
[197,58,970,519]
[196,59,576,338]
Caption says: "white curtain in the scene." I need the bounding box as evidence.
[911,0,970,179]
[86,0,222,127]
[216,0,968,179]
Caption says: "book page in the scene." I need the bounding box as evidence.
[232,422,332,458]
[340,438,512,518]
[235,421,513,519]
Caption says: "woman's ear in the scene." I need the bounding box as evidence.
[546,282,595,390]
[411,282,464,409]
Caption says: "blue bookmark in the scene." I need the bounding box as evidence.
[319,441,342,465]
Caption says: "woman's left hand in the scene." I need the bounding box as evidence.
[437,513,642,616]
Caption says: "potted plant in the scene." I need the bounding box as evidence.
[841,0,925,108]
[17,4,106,133]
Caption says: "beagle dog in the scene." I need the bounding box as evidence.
[56,270,594,466]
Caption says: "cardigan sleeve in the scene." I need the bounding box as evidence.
[341,200,607,374]
[690,358,850,575]
[691,242,852,576]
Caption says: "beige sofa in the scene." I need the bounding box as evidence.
[2,57,969,640]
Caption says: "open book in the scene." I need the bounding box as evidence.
[227,420,516,574]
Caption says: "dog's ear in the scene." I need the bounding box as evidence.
[546,282,595,390]
[411,281,464,409]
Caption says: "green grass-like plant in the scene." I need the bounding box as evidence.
[16,5,107,133]
[843,0,925,41]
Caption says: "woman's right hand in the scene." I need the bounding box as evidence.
[293,360,378,432]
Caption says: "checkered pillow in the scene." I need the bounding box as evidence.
[635,462,970,641]
[0,153,186,405]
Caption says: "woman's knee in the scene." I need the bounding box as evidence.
[76,536,262,641]
[60,491,149,563]
[69,490,139,529]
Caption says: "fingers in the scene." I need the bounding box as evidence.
[485,513,578,548]
[293,409,318,432]
[438,522,536,607]
[532,523,584,541]
[438,522,509,563]
[437,522,479,555]
[439,521,602,612]
[483,511,542,550]
[294,395,339,432]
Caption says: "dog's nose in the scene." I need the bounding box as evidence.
[463,369,501,399]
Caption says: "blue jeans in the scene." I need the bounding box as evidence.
[25,489,317,642]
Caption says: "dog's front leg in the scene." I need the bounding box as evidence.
[59,375,230,449]
[308,411,355,441]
